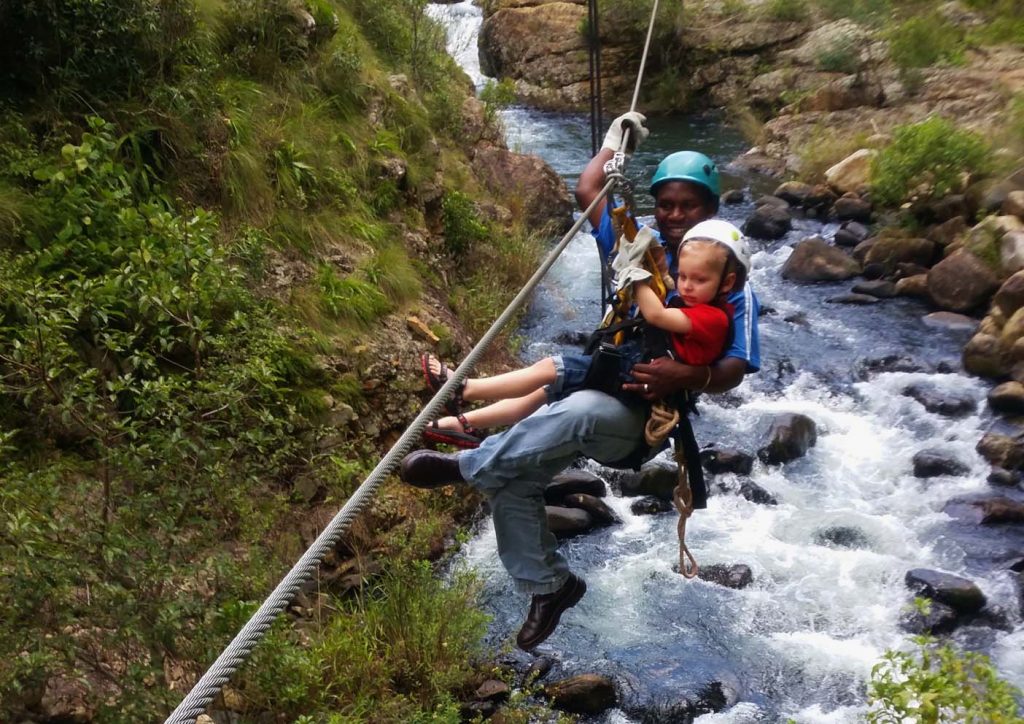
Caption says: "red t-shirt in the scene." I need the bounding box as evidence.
[669,302,733,366]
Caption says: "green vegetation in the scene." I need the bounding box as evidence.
[818,0,892,26]
[868,603,1023,722]
[480,78,518,108]
[0,0,539,721]
[816,37,862,74]
[871,115,991,206]
[763,0,809,22]
[887,13,965,69]
[795,123,871,184]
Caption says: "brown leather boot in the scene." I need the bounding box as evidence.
[516,573,587,651]
[399,450,464,489]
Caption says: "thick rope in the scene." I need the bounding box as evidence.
[673,445,699,579]
[630,0,660,113]
[163,179,619,724]
[643,401,678,448]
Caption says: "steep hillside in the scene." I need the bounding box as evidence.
[0,1,570,720]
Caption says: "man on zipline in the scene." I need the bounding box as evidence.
[400,112,761,651]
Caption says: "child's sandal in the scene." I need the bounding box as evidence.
[422,416,484,449]
[420,353,466,417]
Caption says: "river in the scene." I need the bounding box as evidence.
[427,3,1024,721]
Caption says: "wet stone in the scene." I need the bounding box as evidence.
[920,311,980,332]
[721,189,745,204]
[700,446,754,475]
[852,280,897,298]
[757,413,818,465]
[902,384,977,417]
[989,381,1024,415]
[900,599,960,635]
[619,463,677,501]
[814,525,870,549]
[545,506,594,539]
[630,495,673,515]
[743,204,793,240]
[858,354,926,378]
[698,563,753,589]
[987,467,1021,487]
[912,449,970,478]
[543,674,617,715]
[545,470,606,503]
[977,432,1024,470]
[971,495,1024,524]
[709,476,778,505]
[826,292,880,305]
[475,679,510,702]
[905,568,987,614]
[562,493,620,526]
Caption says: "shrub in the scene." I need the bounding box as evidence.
[871,116,991,206]
[479,78,518,108]
[441,190,488,257]
[888,14,965,69]
[816,37,862,74]
[819,0,892,25]
[869,610,1022,722]
[764,0,809,22]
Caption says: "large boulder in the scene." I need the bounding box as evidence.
[700,446,754,475]
[976,432,1024,470]
[861,236,936,274]
[545,470,606,503]
[545,506,595,538]
[927,250,1001,313]
[473,146,573,232]
[562,493,620,526]
[912,449,970,478]
[781,237,861,282]
[963,332,1010,378]
[825,149,876,194]
[993,270,1024,317]
[757,413,818,465]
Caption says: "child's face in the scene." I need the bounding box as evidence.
[675,242,734,306]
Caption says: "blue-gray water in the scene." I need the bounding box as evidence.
[428,3,1024,721]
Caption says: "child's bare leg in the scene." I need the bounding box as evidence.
[434,389,548,432]
[425,354,557,402]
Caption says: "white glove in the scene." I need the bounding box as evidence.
[615,266,653,291]
[601,111,649,155]
[611,226,658,273]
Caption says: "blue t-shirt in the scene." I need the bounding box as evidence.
[593,205,761,373]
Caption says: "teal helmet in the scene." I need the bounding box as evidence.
[649,151,720,211]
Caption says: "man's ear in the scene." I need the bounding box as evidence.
[720,271,737,294]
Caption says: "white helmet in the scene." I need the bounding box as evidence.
[682,219,752,274]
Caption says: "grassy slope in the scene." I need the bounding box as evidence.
[0,1,545,721]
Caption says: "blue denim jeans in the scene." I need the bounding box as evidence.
[458,370,647,594]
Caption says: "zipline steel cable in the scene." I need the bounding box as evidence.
[165,1,663,720]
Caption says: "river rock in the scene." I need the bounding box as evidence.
[927,250,1001,313]
[827,292,879,305]
[963,332,1010,378]
[545,470,606,503]
[721,189,745,204]
[970,495,1024,524]
[630,495,672,515]
[562,493,620,526]
[977,432,1024,470]
[473,145,573,232]
[989,381,1024,415]
[995,270,1024,319]
[475,679,510,702]
[1004,190,1024,219]
[862,236,936,274]
[709,476,778,505]
[852,280,897,298]
[543,674,617,715]
[927,215,969,248]
[905,568,987,614]
[755,194,789,208]
[912,449,970,478]
[900,599,960,635]
[758,413,818,465]
[700,446,754,475]
[546,506,594,538]
[920,311,978,332]
[774,181,813,207]
[832,194,873,222]
[825,149,875,194]
[927,194,970,223]
[1002,231,1024,275]
[814,525,870,549]
[698,563,753,589]
[902,384,976,417]
[896,274,929,297]
[781,237,860,282]
[743,204,792,239]
[987,467,1021,487]
[834,220,870,247]
[619,462,677,501]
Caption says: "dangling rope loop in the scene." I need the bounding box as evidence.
[673,445,699,579]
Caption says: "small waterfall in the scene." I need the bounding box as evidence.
[429,5,1024,721]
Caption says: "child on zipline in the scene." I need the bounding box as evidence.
[421,219,751,448]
